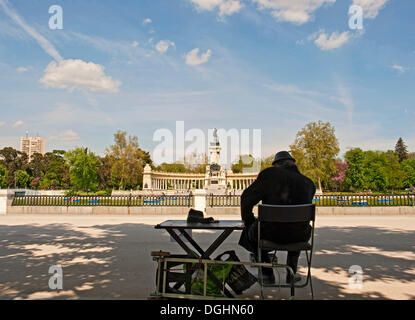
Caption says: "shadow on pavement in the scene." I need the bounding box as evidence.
[0,222,414,300]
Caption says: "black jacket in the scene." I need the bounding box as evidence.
[238,165,316,251]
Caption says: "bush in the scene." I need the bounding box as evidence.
[65,190,111,196]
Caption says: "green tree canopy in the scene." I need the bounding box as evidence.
[231,155,259,173]
[344,148,366,191]
[395,137,408,162]
[290,121,340,191]
[0,164,7,188]
[98,155,115,190]
[402,159,415,189]
[106,131,149,190]
[65,147,100,192]
[27,151,70,190]
[15,170,30,188]
[0,147,28,188]
[157,162,187,173]
[343,149,407,192]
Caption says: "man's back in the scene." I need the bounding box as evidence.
[240,164,316,245]
[258,166,315,206]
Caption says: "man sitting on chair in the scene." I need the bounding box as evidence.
[239,151,316,284]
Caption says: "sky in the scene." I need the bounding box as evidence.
[0,0,414,164]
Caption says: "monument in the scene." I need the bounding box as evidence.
[142,128,259,192]
[205,129,227,191]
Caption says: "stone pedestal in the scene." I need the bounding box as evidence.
[193,189,207,213]
[0,190,8,214]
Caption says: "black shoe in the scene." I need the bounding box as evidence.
[286,273,302,284]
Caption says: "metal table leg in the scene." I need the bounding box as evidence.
[165,227,234,298]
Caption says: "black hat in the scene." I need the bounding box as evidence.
[272,151,295,165]
[187,208,218,224]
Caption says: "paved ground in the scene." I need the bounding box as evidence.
[0,214,414,300]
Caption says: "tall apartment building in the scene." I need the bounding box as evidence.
[20,136,46,160]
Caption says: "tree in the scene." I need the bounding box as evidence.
[290,121,340,191]
[65,147,99,192]
[230,154,261,174]
[382,151,404,190]
[330,160,348,191]
[343,149,407,192]
[361,151,388,192]
[29,151,70,190]
[157,162,187,173]
[0,147,28,188]
[395,137,408,162]
[0,164,7,188]
[28,153,46,179]
[184,153,208,174]
[98,155,115,190]
[158,153,208,174]
[402,159,415,188]
[43,151,70,189]
[261,155,274,171]
[15,170,30,188]
[408,152,415,160]
[107,131,149,190]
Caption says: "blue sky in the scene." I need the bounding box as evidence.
[0,0,414,163]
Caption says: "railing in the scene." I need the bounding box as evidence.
[11,194,415,207]
[312,194,414,207]
[207,194,241,207]
[12,195,194,207]
[207,194,415,207]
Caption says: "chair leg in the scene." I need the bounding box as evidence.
[305,250,314,300]
[309,272,314,300]
[285,266,295,299]
[258,250,264,300]
[258,269,264,300]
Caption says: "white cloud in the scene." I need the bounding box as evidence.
[39,59,121,93]
[185,48,212,66]
[0,0,63,62]
[353,0,389,19]
[155,40,175,54]
[0,121,5,127]
[0,3,121,94]
[188,0,243,17]
[132,41,139,48]
[16,66,28,73]
[314,31,351,50]
[143,18,152,25]
[49,130,81,142]
[391,64,407,74]
[252,0,336,24]
[11,120,24,128]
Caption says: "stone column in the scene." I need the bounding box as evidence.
[143,164,152,190]
[193,189,207,213]
[0,190,10,215]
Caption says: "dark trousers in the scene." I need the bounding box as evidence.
[239,220,311,274]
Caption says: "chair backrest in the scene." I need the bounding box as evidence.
[258,204,315,223]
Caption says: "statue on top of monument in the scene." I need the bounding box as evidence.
[212,128,219,146]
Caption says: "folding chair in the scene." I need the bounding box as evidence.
[257,204,316,299]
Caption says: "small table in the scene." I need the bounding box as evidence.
[155,220,245,297]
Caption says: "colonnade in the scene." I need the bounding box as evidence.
[227,178,256,190]
[151,178,205,190]
[151,177,256,190]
